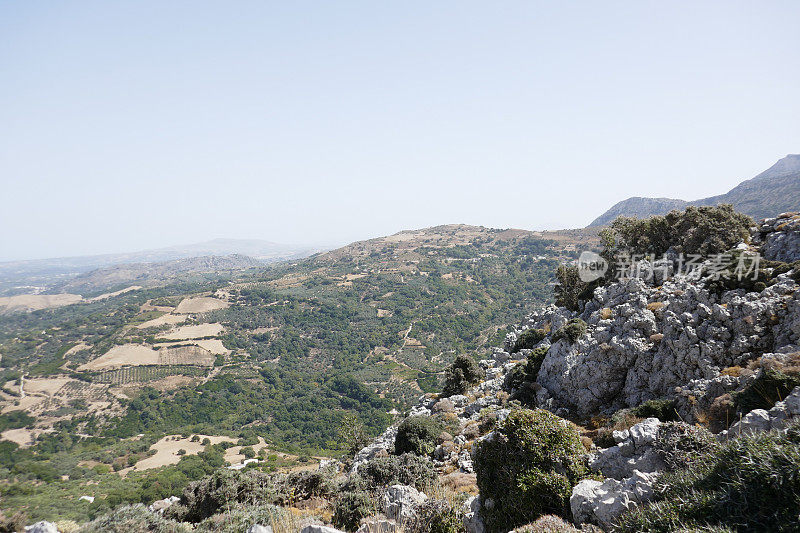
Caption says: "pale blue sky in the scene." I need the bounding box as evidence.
[1,1,798,261]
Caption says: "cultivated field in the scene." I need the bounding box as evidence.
[174,296,229,313]
[161,323,224,340]
[134,313,186,329]
[0,293,82,312]
[130,434,236,471]
[79,344,160,370]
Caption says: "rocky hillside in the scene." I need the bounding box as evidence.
[589,154,800,226]
[15,210,800,532]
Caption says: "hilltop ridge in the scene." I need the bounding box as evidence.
[589,154,800,226]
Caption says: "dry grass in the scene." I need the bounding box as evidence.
[647,301,667,312]
[720,366,744,377]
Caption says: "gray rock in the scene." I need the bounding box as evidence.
[591,418,665,479]
[720,386,800,439]
[533,268,797,416]
[300,526,345,533]
[247,525,273,533]
[351,426,398,472]
[355,519,397,533]
[25,523,58,533]
[462,496,485,533]
[571,470,657,528]
[384,484,427,522]
[148,495,180,514]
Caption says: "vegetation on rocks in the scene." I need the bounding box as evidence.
[395,416,444,457]
[406,498,464,533]
[333,490,376,532]
[82,504,191,533]
[732,367,800,413]
[474,408,589,532]
[358,453,437,490]
[603,204,753,259]
[503,346,547,406]
[616,426,800,532]
[653,422,718,472]
[442,354,483,397]
[512,328,546,353]
[630,398,679,422]
[551,319,587,344]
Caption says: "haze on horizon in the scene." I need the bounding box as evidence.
[1,1,799,262]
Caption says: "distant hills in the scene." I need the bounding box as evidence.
[589,154,800,226]
[0,239,318,296]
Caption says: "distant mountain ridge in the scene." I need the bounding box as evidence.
[0,238,318,296]
[52,254,265,295]
[589,154,800,226]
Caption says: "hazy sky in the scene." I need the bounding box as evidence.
[1,1,799,261]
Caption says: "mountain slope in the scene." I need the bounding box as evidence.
[589,154,800,226]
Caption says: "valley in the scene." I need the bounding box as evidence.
[0,224,597,521]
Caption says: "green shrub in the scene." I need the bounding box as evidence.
[194,503,286,533]
[732,368,800,413]
[551,319,586,344]
[442,354,482,397]
[653,422,718,472]
[554,265,590,312]
[474,408,588,532]
[395,416,444,457]
[240,446,255,459]
[630,398,679,422]
[82,504,192,533]
[606,205,753,259]
[276,468,337,503]
[406,498,464,533]
[616,429,800,532]
[0,511,27,533]
[513,329,546,353]
[503,347,548,406]
[514,514,580,532]
[178,469,278,522]
[333,490,376,532]
[358,452,436,491]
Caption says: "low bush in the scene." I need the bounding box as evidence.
[732,367,800,414]
[474,408,588,532]
[630,398,679,422]
[616,427,800,532]
[333,490,376,532]
[176,469,278,522]
[514,515,579,532]
[653,422,718,472]
[503,347,548,406]
[395,416,444,457]
[359,452,437,491]
[406,498,464,533]
[605,204,753,259]
[551,319,586,344]
[0,512,26,533]
[195,503,286,533]
[705,393,736,432]
[275,468,337,504]
[82,504,192,533]
[442,355,482,397]
[513,329,546,353]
